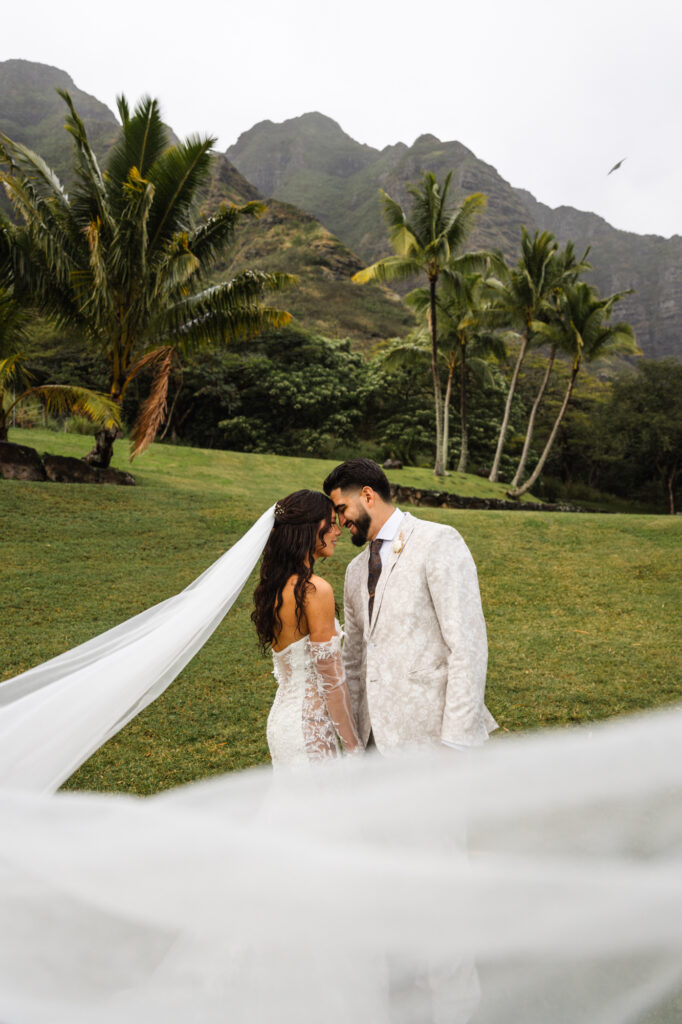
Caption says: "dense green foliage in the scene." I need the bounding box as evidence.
[2,429,680,793]
[136,325,522,478]
[11,316,678,512]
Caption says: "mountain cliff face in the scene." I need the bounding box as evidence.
[0,60,119,187]
[228,114,681,359]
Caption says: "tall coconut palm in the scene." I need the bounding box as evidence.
[506,282,637,498]
[508,241,591,488]
[485,230,591,482]
[404,271,505,472]
[353,171,490,475]
[0,93,294,468]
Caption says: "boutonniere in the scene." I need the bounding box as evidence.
[392,532,404,555]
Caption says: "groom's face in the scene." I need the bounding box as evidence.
[328,487,373,547]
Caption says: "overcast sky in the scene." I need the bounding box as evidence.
[2,0,680,237]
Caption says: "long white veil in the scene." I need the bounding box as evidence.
[0,505,680,1022]
[0,505,275,793]
[1,706,680,1022]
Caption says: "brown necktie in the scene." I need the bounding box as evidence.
[367,539,382,621]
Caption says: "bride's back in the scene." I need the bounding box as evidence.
[271,575,311,652]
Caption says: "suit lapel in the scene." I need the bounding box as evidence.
[355,547,372,637]
[368,513,417,636]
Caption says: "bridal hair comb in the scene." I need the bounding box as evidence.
[274,502,286,520]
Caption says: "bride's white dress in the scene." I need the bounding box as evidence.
[267,624,360,766]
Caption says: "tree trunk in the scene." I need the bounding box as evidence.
[429,278,445,476]
[666,465,678,515]
[507,366,579,498]
[82,423,120,469]
[0,409,8,442]
[457,342,469,474]
[509,345,556,488]
[441,358,455,475]
[488,330,529,482]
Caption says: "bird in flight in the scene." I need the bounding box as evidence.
[608,157,627,175]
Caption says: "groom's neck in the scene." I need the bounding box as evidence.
[368,501,395,541]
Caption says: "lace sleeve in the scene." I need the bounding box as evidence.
[309,637,362,753]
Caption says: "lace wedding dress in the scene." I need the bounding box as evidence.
[268,624,361,766]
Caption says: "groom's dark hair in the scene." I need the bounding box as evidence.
[323,458,392,501]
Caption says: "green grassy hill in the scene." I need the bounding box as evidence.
[2,427,680,795]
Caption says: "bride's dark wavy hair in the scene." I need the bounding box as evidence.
[251,489,334,653]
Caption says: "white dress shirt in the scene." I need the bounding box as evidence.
[373,507,406,566]
[371,507,467,751]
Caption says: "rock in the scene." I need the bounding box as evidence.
[0,441,47,481]
[96,466,136,486]
[42,454,135,485]
[43,454,100,483]
[383,458,403,470]
[389,482,593,513]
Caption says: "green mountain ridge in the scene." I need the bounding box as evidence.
[227,112,682,359]
[0,59,119,187]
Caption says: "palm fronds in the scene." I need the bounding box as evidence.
[6,384,121,428]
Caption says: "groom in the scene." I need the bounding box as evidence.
[323,458,497,753]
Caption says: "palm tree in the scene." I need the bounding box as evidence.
[403,271,505,472]
[507,241,591,489]
[0,93,294,468]
[485,230,591,482]
[353,171,490,475]
[506,282,637,498]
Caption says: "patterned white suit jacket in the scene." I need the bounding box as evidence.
[342,512,497,752]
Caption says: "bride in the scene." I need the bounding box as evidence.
[251,490,362,765]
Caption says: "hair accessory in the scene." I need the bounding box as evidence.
[274,502,285,520]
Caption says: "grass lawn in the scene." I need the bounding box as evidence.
[2,426,681,795]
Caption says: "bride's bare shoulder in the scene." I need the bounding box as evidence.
[307,574,334,603]
[307,573,333,598]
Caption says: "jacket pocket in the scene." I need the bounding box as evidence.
[408,660,447,680]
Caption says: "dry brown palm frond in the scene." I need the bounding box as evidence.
[128,346,178,460]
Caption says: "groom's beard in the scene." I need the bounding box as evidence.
[348,510,372,547]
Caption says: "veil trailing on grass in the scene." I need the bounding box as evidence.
[0,505,276,793]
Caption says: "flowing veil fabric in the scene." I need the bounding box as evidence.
[0,505,275,793]
[0,505,681,1021]
[0,706,681,1022]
